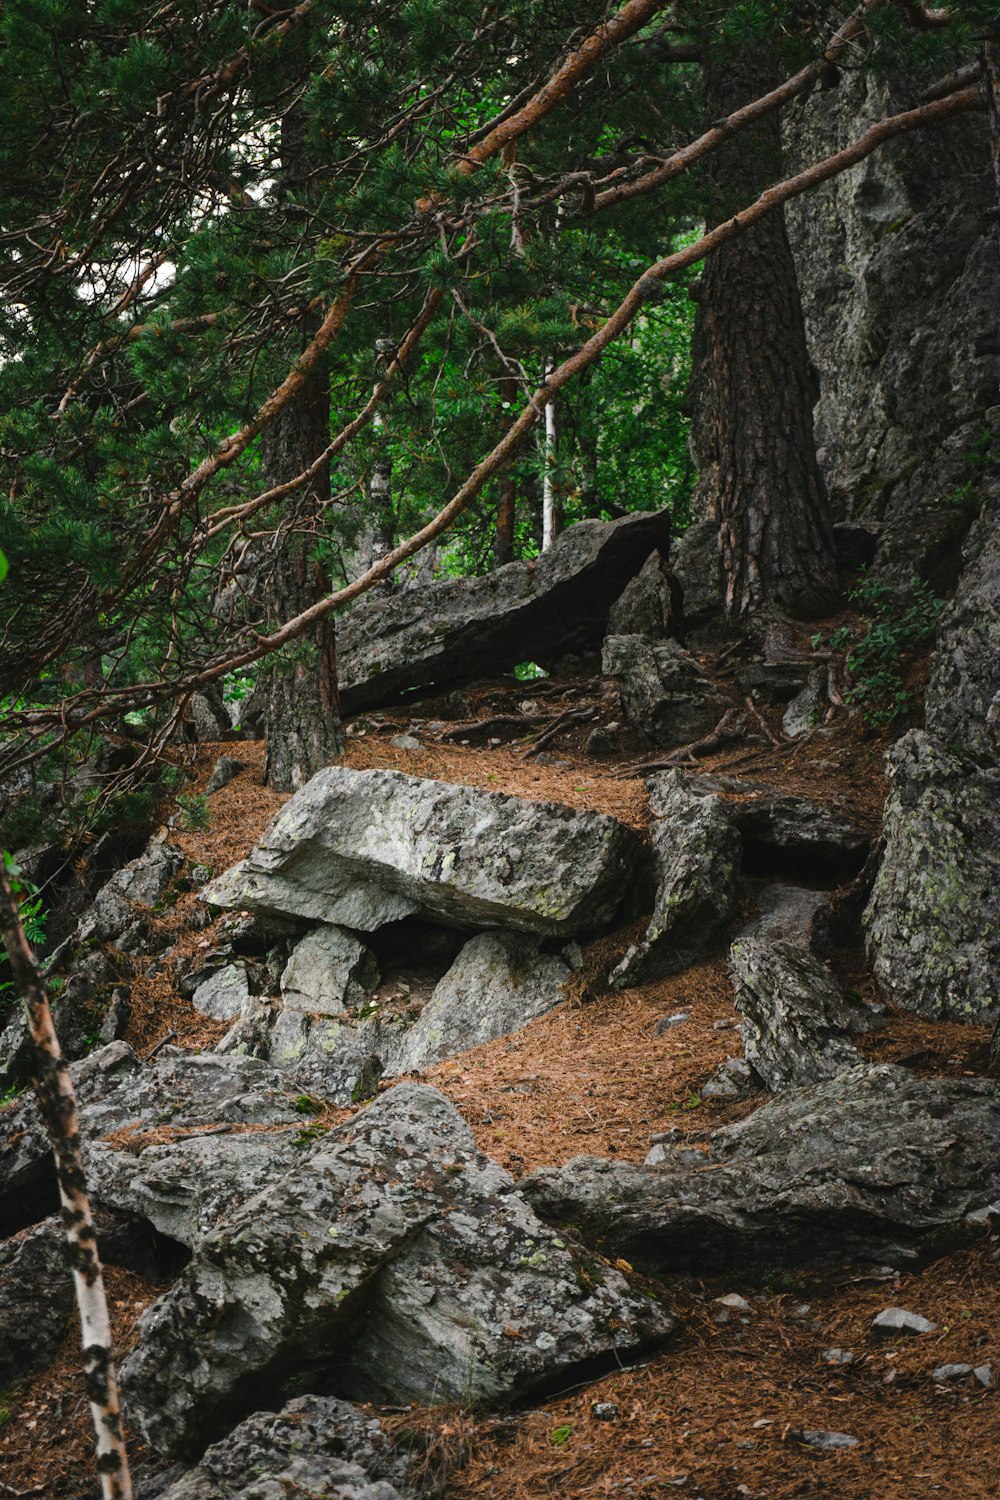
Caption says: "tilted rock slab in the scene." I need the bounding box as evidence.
[120,1084,674,1458]
[202,768,638,937]
[730,935,871,1091]
[677,773,869,879]
[866,732,1000,1024]
[142,1396,416,1500]
[524,1065,1000,1270]
[337,510,670,711]
[609,772,739,987]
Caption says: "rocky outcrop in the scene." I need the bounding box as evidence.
[202,768,638,938]
[121,1084,674,1458]
[679,774,869,879]
[525,1065,1000,1270]
[610,773,739,987]
[0,1219,76,1383]
[784,66,1000,592]
[145,1396,416,1500]
[923,499,1000,765]
[601,635,731,748]
[606,549,677,639]
[866,732,1000,1024]
[338,510,670,711]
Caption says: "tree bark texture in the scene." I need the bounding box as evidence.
[0,860,132,1500]
[262,112,344,791]
[690,40,838,624]
[983,40,1000,219]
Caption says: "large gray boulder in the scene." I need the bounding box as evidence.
[609,772,739,988]
[145,1397,416,1500]
[601,635,731,748]
[679,774,869,878]
[121,1084,674,1457]
[389,929,571,1073]
[866,732,1000,1024]
[606,549,677,639]
[525,1065,1000,1271]
[338,510,670,711]
[923,498,1000,765]
[0,1218,75,1383]
[202,768,638,937]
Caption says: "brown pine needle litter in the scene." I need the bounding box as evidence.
[4,655,997,1500]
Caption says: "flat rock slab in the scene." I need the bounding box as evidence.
[202,768,638,937]
[145,1395,415,1500]
[121,1084,674,1458]
[338,510,670,712]
[524,1065,1000,1271]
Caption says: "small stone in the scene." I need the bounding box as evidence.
[931,1363,973,1382]
[822,1348,855,1366]
[792,1303,812,1319]
[701,1077,739,1100]
[712,1018,736,1030]
[721,1057,752,1081]
[591,1401,620,1421]
[644,1143,668,1167]
[715,1293,751,1312]
[974,1364,994,1388]
[655,1011,690,1034]
[390,734,421,750]
[797,1430,859,1451]
[871,1307,937,1338]
[205,755,246,795]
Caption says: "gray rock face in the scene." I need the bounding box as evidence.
[0,1043,301,1236]
[924,501,1000,766]
[281,925,379,1016]
[784,65,1000,594]
[191,964,250,1021]
[389,930,571,1073]
[601,635,731,749]
[866,732,1000,1023]
[202,768,637,938]
[670,520,724,636]
[338,510,670,712]
[606,549,676,639]
[524,1065,1000,1270]
[121,1084,674,1458]
[0,1218,75,1383]
[147,1397,415,1500]
[609,773,739,987]
[730,936,871,1091]
[78,838,184,946]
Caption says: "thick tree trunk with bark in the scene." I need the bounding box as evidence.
[690,41,838,625]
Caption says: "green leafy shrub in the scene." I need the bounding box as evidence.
[817,571,943,727]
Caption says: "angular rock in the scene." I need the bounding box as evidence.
[146,1397,415,1500]
[205,755,246,796]
[925,501,1000,764]
[610,773,739,987]
[0,1218,74,1383]
[743,883,831,950]
[121,1084,674,1457]
[389,930,571,1073]
[524,1065,1000,1271]
[932,1362,974,1382]
[78,838,184,946]
[866,732,1000,1023]
[871,1307,936,1338]
[0,1043,301,1237]
[796,1431,859,1451]
[281,925,379,1016]
[670,519,724,636]
[202,768,637,938]
[338,510,670,712]
[601,635,731,749]
[191,964,250,1021]
[606,549,676,639]
[782,669,826,737]
[730,935,874,1091]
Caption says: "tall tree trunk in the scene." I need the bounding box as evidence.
[689,39,838,625]
[494,376,519,567]
[368,335,396,592]
[541,361,563,550]
[261,114,343,791]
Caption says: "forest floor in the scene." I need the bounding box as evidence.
[2,644,998,1500]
